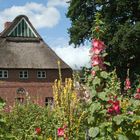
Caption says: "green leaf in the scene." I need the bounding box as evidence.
[0,98,5,109]
[89,127,99,138]
[87,116,95,124]
[118,134,129,140]
[91,88,97,97]
[100,71,108,79]
[89,102,101,114]
[113,115,124,125]
[104,62,111,66]
[93,77,101,85]
[135,130,140,136]
[102,53,108,57]
[97,92,108,101]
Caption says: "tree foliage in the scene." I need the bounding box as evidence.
[67,0,140,82]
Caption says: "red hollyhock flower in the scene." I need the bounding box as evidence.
[35,127,41,134]
[107,100,120,115]
[57,128,64,137]
[125,78,131,90]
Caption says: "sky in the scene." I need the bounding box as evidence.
[0,0,90,69]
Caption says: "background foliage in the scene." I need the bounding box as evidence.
[67,0,140,82]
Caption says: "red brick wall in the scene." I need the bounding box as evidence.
[0,68,72,106]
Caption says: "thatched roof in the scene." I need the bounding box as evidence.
[0,15,71,69]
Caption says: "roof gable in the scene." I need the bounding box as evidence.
[0,15,41,39]
[8,17,37,38]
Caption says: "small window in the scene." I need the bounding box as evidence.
[37,71,46,79]
[19,70,28,79]
[45,97,53,106]
[0,70,8,78]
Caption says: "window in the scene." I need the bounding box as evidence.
[37,71,46,79]
[0,70,8,78]
[19,70,28,79]
[15,88,26,104]
[45,97,53,106]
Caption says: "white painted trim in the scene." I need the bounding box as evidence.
[37,70,46,79]
[19,70,28,79]
[0,70,8,79]
[8,17,37,37]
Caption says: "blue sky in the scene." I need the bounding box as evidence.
[0,0,90,69]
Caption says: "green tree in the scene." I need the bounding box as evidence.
[67,0,140,82]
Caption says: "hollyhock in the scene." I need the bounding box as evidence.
[125,78,131,90]
[134,93,140,100]
[35,127,41,134]
[91,55,103,66]
[57,128,64,137]
[90,39,105,55]
[92,39,105,49]
[136,88,140,93]
[91,70,96,77]
[107,100,120,115]
[90,46,102,55]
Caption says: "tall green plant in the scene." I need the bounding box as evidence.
[86,13,140,140]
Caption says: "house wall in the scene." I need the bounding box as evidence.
[0,68,72,106]
[0,69,72,82]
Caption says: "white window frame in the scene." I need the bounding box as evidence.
[0,70,8,78]
[19,70,28,79]
[37,70,46,79]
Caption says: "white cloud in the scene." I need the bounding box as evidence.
[51,38,91,69]
[47,0,69,7]
[0,2,60,31]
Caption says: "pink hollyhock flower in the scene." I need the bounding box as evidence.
[92,39,105,49]
[134,93,140,100]
[35,127,41,135]
[91,55,103,66]
[57,128,64,137]
[90,39,105,55]
[125,78,131,90]
[91,70,96,77]
[90,46,102,55]
[136,88,140,93]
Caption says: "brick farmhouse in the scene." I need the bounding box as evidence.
[0,15,72,106]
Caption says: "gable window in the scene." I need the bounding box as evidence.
[0,70,8,78]
[8,18,37,38]
[19,70,28,79]
[37,71,46,79]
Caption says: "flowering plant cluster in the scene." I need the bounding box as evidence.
[86,13,140,140]
[0,12,140,140]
